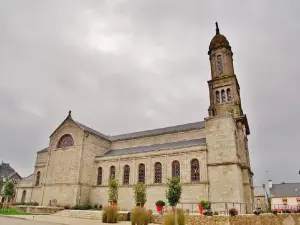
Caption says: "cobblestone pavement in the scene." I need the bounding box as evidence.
[1,215,133,225]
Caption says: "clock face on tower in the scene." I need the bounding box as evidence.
[217,55,223,74]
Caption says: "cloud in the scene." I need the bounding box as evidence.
[0,0,299,186]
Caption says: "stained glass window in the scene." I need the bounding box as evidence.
[172,161,180,179]
[221,90,226,103]
[57,134,74,148]
[227,88,232,101]
[154,162,162,183]
[110,166,116,180]
[191,159,200,182]
[216,91,220,103]
[97,167,102,185]
[35,171,41,186]
[217,55,223,74]
[123,165,130,185]
[138,163,145,184]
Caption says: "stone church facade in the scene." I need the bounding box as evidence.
[16,24,254,212]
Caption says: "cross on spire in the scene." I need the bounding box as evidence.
[215,22,220,34]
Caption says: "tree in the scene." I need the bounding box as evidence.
[0,177,3,193]
[108,179,119,203]
[133,183,147,207]
[4,181,14,197]
[166,177,182,208]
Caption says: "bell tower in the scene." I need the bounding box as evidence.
[205,23,254,212]
[207,22,245,121]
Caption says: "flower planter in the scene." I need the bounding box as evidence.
[156,205,163,212]
[110,202,118,206]
[198,205,203,215]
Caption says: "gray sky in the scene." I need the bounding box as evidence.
[0,0,299,186]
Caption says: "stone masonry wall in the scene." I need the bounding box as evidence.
[111,129,205,150]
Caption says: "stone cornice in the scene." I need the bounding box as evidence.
[92,181,209,188]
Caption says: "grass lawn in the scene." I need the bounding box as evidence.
[0,208,31,215]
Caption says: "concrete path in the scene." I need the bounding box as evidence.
[1,215,134,225]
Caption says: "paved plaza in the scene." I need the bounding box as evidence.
[0,215,134,225]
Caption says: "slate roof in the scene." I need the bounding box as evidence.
[74,121,205,142]
[109,121,205,141]
[22,173,34,181]
[97,138,206,157]
[37,147,48,153]
[75,121,110,140]
[270,183,300,198]
[0,162,15,178]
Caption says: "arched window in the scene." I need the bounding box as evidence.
[154,162,162,183]
[138,163,145,184]
[217,55,223,74]
[110,166,116,180]
[21,190,26,203]
[57,134,74,148]
[172,161,180,179]
[221,90,226,103]
[191,159,200,182]
[227,88,232,101]
[35,171,41,186]
[123,165,130,185]
[216,91,220,104]
[97,167,102,185]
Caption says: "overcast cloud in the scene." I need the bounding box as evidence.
[0,0,299,186]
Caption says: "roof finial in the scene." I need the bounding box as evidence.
[215,22,220,34]
[68,110,72,117]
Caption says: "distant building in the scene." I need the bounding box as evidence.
[0,162,22,203]
[269,180,300,211]
[254,184,269,210]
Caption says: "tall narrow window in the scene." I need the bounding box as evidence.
[57,134,74,148]
[138,163,145,184]
[221,90,226,103]
[227,88,232,101]
[97,167,102,185]
[172,161,180,179]
[123,165,130,185]
[21,190,26,203]
[217,55,223,74]
[190,159,200,182]
[216,91,220,103]
[110,166,115,180]
[35,171,41,186]
[154,162,162,183]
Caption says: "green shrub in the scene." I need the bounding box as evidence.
[131,207,151,225]
[213,211,219,215]
[134,183,147,207]
[155,200,165,206]
[108,179,119,204]
[166,177,182,207]
[94,204,98,209]
[64,205,71,209]
[163,208,186,225]
[25,202,39,206]
[102,205,119,223]
[198,200,210,209]
[99,204,103,210]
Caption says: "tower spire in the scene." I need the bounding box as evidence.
[215,22,220,34]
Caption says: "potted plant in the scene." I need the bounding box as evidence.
[155,200,165,212]
[253,208,261,215]
[198,200,210,215]
[229,208,238,216]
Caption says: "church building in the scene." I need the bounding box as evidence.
[16,24,254,212]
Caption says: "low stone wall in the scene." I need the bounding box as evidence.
[15,205,64,214]
[151,214,300,225]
